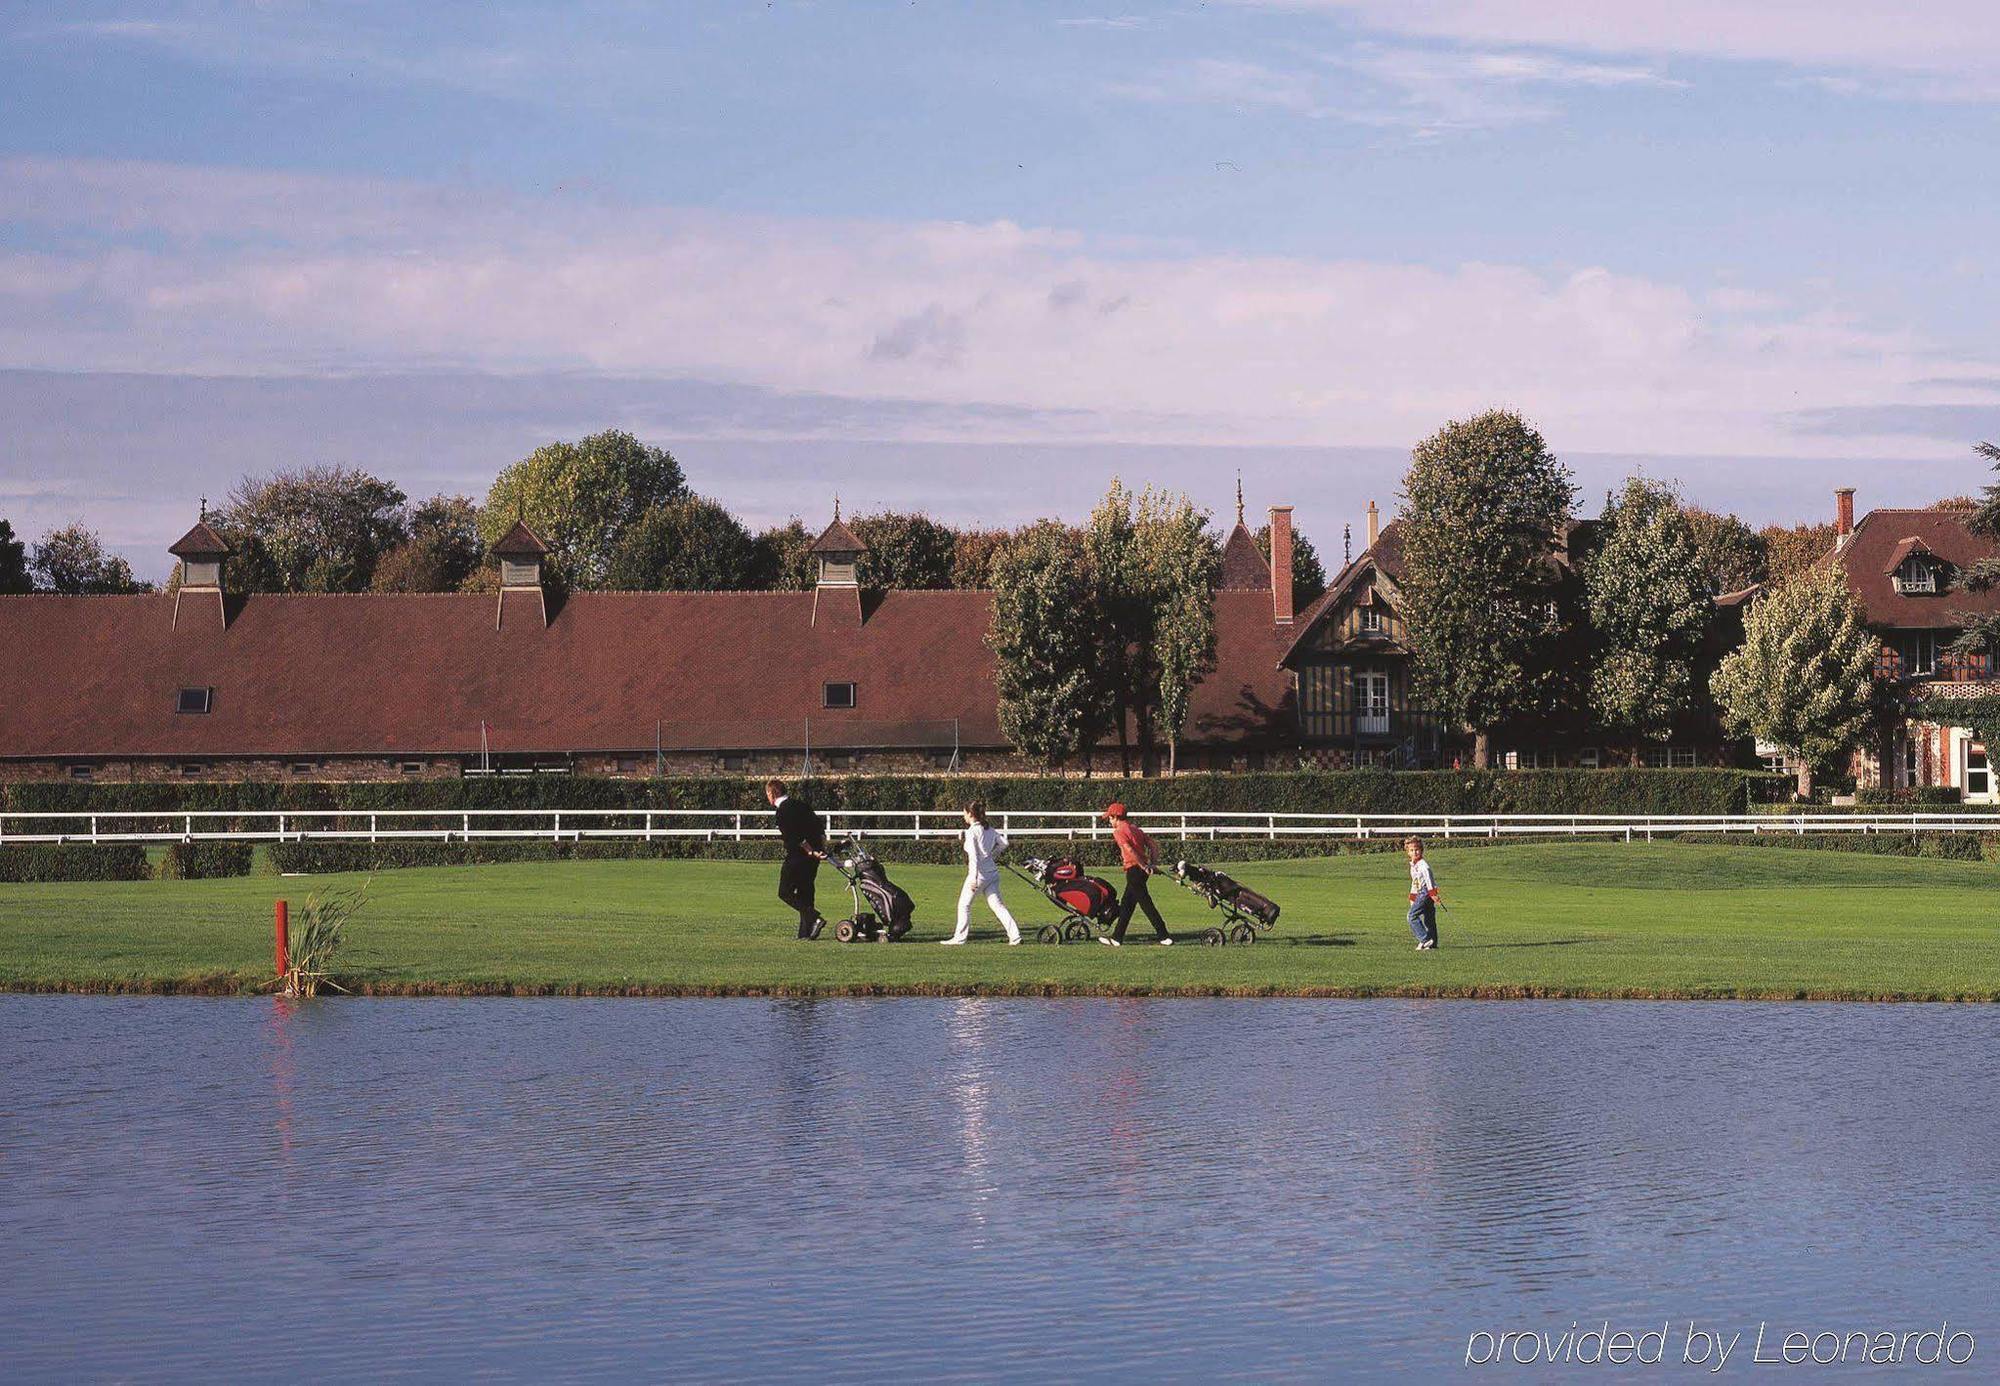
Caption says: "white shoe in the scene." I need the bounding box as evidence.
[1158,938,1174,947]
[940,938,967,946]
[1007,937,1022,946]
[1098,936,1121,947]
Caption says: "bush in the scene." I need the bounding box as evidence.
[8,768,1787,820]
[1856,785,1964,807]
[0,844,151,882]
[159,842,254,879]
[1678,830,1997,861]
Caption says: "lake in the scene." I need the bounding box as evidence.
[2,996,1994,1381]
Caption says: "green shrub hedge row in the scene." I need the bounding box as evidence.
[5,768,1785,819]
[1855,785,1964,806]
[159,842,255,879]
[1678,831,1998,862]
[0,845,152,882]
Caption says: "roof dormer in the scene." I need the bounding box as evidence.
[492,518,550,629]
[1885,537,1945,595]
[808,503,867,588]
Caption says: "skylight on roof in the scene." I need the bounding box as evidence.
[175,687,212,715]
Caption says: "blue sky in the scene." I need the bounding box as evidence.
[4,1,1998,573]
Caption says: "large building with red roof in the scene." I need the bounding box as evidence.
[0,501,1304,782]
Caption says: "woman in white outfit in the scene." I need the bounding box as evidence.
[943,802,1023,945]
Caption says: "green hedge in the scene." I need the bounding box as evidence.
[159,842,255,879]
[1679,831,1997,862]
[0,844,152,882]
[5,769,1785,819]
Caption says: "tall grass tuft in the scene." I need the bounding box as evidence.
[283,882,369,998]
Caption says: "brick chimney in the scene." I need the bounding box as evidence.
[1365,499,1380,550]
[1835,487,1856,544]
[1268,505,1295,625]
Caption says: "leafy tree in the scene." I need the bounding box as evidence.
[1759,521,1837,584]
[1254,522,1329,609]
[987,522,1112,770]
[1711,565,1881,796]
[749,520,817,591]
[1951,440,2000,661]
[1397,410,1576,768]
[951,527,1018,589]
[604,496,761,590]
[481,430,687,588]
[849,511,958,590]
[1680,505,1767,593]
[0,518,27,594]
[1586,479,1718,758]
[213,466,410,593]
[28,524,151,594]
[370,495,485,593]
[1928,495,1980,510]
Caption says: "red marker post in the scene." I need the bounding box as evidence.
[275,899,289,979]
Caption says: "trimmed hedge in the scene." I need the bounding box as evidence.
[1679,831,1998,862]
[0,844,152,882]
[159,842,254,880]
[1857,785,1963,807]
[6,768,1786,819]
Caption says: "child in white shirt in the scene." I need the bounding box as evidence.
[1405,836,1440,951]
[943,802,1023,946]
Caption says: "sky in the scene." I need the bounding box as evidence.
[3,0,1999,577]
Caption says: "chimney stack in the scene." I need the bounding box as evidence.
[1268,505,1295,626]
[1366,500,1380,550]
[1835,487,1855,542]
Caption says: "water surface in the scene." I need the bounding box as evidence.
[2,997,1994,1381]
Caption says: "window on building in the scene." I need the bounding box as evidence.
[68,763,93,780]
[1905,738,1919,787]
[1893,556,1937,594]
[927,749,959,771]
[1642,746,1669,769]
[720,753,749,772]
[1668,747,1697,768]
[1763,754,1790,776]
[825,751,854,772]
[1905,631,1937,677]
[178,762,203,777]
[1578,747,1600,770]
[288,761,316,776]
[615,755,641,774]
[399,761,426,776]
[175,686,213,715]
[823,682,857,709]
[1358,606,1384,634]
[1502,750,1520,771]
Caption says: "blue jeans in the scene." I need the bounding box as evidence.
[1407,895,1437,945]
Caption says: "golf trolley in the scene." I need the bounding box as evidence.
[1169,860,1282,946]
[826,835,915,943]
[1007,855,1121,944]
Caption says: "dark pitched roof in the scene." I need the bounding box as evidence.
[809,517,868,554]
[1838,509,2000,629]
[1217,523,1271,590]
[0,584,1296,759]
[1282,521,1405,667]
[168,521,231,559]
[491,519,549,558]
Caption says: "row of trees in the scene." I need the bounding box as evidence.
[0,520,151,595]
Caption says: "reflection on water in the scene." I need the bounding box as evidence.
[2,997,1996,1382]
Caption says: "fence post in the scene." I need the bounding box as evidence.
[915,812,922,841]
[185,813,193,844]
[554,811,562,842]
[370,813,378,845]
[91,815,99,844]
[734,813,743,842]
[646,812,654,843]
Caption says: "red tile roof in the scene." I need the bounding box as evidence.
[0,584,1296,759]
[809,517,868,554]
[1218,523,1271,590]
[167,521,231,559]
[1838,509,2000,629]
[491,519,549,557]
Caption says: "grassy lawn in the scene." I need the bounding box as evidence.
[1,843,1996,999]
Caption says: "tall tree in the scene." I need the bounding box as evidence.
[1680,505,1768,593]
[951,527,1019,589]
[1759,521,1838,584]
[28,524,151,594]
[0,518,27,594]
[214,466,410,593]
[1254,522,1329,608]
[604,496,761,590]
[1139,491,1222,775]
[987,522,1112,770]
[850,511,958,590]
[1587,479,1718,759]
[749,520,817,590]
[481,430,687,588]
[1710,565,1880,796]
[1950,440,2000,660]
[1397,410,1577,768]
[371,494,485,593]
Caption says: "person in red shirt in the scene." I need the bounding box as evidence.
[1099,802,1173,947]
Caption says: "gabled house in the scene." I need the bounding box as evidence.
[1829,488,2000,802]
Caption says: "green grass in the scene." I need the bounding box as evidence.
[1,843,1996,1000]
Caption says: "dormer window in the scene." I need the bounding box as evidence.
[1894,556,1938,594]
[175,686,213,715]
[1359,607,1384,635]
[824,681,857,709]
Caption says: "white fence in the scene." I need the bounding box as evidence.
[5,809,2000,847]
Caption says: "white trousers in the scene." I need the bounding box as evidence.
[951,873,1022,943]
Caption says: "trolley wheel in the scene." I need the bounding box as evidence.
[1037,923,1064,945]
[834,919,859,944]
[1230,922,1257,945]
[1200,927,1226,947]
[1064,919,1092,943]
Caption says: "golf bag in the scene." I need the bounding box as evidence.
[1027,856,1121,926]
[1174,861,1281,929]
[830,837,914,942]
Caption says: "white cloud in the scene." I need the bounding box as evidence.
[1236,1,2000,97]
[0,157,1992,458]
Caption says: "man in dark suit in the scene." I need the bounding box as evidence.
[766,778,828,940]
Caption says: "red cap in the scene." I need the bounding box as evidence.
[1105,802,1126,819]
